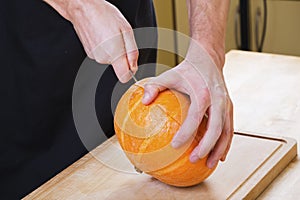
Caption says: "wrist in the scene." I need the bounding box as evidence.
[201,41,225,70]
[189,37,225,70]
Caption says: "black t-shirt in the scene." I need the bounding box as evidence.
[0,0,157,198]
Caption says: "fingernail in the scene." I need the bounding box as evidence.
[131,61,138,72]
[198,150,206,159]
[130,61,134,68]
[208,160,217,169]
[190,154,199,163]
[171,140,181,149]
[221,154,227,161]
[142,92,150,104]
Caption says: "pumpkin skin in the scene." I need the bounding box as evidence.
[114,78,217,187]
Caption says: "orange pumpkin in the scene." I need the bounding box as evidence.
[114,78,217,187]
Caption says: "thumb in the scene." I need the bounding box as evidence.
[142,69,181,105]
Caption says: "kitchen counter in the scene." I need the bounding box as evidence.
[24,50,300,199]
[223,50,300,199]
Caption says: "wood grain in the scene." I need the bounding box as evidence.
[24,50,300,199]
[24,132,296,200]
[223,50,300,199]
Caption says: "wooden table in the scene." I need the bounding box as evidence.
[223,50,300,199]
[25,50,300,199]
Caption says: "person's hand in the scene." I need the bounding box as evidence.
[142,41,233,169]
[45,0,138,83]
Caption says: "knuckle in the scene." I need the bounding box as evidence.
[95,56,109,64]
[212,122,223,136]
[177,133,191,143]
[201,87,210,98]
[216,125,223,136]
[199,89,210,103]
[214,87,228,100]
[129,49,139,57]
[143,83,153,91]
[144,84,159,95]
[123,22,133,32]
[188,112,201,123]
[226,127,234,136]
[215,147,225,159]
[193,88,210,105]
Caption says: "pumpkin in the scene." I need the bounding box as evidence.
[114,78,217,187]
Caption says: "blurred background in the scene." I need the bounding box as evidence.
[153,0,300,67]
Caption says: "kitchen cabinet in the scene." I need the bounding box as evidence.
[225,0,240,52]
[250,0,300,56]
[228,0,300,56]
[152,0,177,70]
[153,0,300,57]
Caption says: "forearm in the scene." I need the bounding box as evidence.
[43,0,73,20]
[186,0,230,68]
[44,0,94,21]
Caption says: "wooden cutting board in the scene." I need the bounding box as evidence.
[24,132,296,200]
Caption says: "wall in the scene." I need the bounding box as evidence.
[153,0,300,58]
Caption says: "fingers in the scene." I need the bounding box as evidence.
[122,29,139,73]
[189,143,203,163]
[220,101,234,161]
[93,26,139,83]
[206,127,231,168]
[111,27,138,83]
[140,60,234,170]
[69,0,139,83]
[220,128,234,161]
[207,101,233,168]
[197,100,225,159]
[112,27,138,82]
[111,54,132,83]
[142,70,180,105]
[142,84,164,105]
[107,28,139,83]
[171,95,208,149]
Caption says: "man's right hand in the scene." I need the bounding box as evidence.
[44,0,139,83]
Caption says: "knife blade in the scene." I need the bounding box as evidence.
[129,69,138,83]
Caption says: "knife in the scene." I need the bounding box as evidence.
[129,69,138,83]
